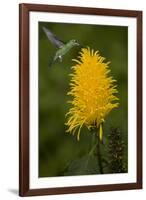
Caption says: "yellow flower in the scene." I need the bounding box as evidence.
[65,47,119,141]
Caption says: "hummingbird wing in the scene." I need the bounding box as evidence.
[42,27,65,48]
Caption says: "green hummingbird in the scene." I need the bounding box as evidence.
[42,27,80,67]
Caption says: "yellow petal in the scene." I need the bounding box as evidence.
[99,124,103,142]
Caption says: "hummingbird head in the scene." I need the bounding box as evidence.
[69,39,80,46]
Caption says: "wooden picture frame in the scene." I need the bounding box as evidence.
[19,3,142,197]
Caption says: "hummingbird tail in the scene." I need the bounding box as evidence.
[48,56,57,68]
[49,60,56,68]
[48,59,53,68]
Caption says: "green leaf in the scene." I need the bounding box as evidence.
[64,154,100,176]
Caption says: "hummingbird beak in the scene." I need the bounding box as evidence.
[76,42,84,48]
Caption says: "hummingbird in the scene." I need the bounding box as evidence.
[42,27,80,67]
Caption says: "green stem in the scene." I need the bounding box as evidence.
[89,127,104,174]
[96,128,104,174]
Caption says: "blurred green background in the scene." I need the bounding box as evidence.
[39,22,128,177]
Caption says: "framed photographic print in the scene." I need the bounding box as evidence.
[19,3,142,196]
